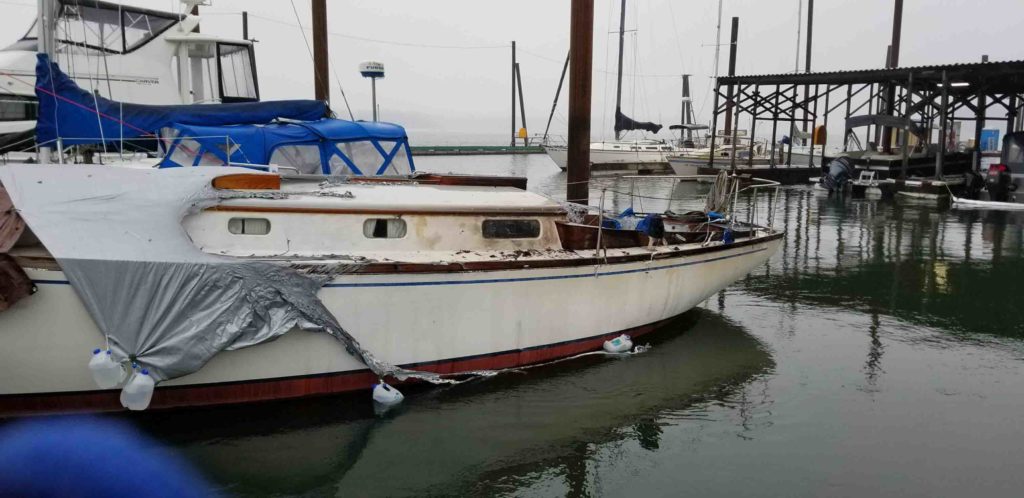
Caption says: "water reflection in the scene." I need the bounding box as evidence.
[742,188,1024,339]
[137,310,773,497]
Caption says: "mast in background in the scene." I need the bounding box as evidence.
[793,0,801,73]
[36,0,55,164]
[311,0,329,103]
[712,0,724,80]
[881,0,903,154]
[722,17,739,137]
[566,0,593,205]
[511,41,517,146]
[613,0,626,141]
[681,74,695,143]
[805,0,814,73]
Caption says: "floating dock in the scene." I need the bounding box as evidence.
[697,164,820,184]
[411,145,545,156]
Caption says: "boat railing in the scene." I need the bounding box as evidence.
[614,174,781,231]
[574,174,780,259]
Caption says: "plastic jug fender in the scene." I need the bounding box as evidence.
[88,349,126,389]
[122,368,155,411]
[603,334,634,353]
[372,382,404,405]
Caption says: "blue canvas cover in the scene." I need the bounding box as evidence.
[34,53,328,146]
[159,119,415,175]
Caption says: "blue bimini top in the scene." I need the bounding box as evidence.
[158,119,415,175]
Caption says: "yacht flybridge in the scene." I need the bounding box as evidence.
[0,0,258,154]
[0,50,784,414]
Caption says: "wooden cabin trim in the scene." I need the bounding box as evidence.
[330,232,784,275]
[206,205,566,217]
[212,174,282,191]
[18,232,783,276]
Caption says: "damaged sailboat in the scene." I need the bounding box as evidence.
[0,53,783,417]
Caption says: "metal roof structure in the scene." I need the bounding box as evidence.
[708,59,1024,177]
[719,60,1024,95]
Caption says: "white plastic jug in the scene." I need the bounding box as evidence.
[88,349,126,389]
[121,368,155,411]
[603,334,633,354]
[372,382,404,405]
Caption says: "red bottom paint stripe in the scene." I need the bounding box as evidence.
[0,317,675,417]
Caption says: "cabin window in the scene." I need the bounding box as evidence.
[168,138,201,167]
[328,154,357,175]
[228,218,271,235]
[270,145,322,174]
[337,141,384,174]
[217,43,258,101]
[482,219,541,239]
[1007,139,1024,165]
[123,12,176,51]
[0,96,37,122]
[375,140,415,175]
[363,218,407,238]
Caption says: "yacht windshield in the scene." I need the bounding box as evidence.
[10,1,177,54]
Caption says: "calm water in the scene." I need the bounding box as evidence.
[140,154,1024,497]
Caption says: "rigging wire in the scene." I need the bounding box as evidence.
[287,0,355,120]
[248,12,507,50]
[600,0,614,140]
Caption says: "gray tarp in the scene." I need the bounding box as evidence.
[0,165,408,383]
[0,186,25,252]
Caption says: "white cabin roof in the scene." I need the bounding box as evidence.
[219,182,565,215]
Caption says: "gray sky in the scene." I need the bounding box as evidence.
[3,0,1022,144]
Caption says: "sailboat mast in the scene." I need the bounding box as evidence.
[36,0,55,164]
[614,0,626,141]
[794,0,802,73]
[712,0,723,79]
[681,74,693,142]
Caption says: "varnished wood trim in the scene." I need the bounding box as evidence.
[207,205,565,216]
[19,232,783,275]
[333,173,528,190]
[212,174,281,190]
[350,232,784,274]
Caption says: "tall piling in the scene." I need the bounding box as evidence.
[311,0,329,103]
[566,0,594,205]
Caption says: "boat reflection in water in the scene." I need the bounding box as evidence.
[740,187,1024,340]
[137,309,773,497]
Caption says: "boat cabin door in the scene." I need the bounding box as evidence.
[178,41,259,104]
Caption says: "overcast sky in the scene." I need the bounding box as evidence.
[3,0,1022,144]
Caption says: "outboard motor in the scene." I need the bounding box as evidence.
[820,156,855,192]
[986,163,1015,202]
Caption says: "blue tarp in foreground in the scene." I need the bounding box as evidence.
[34,53,328,146]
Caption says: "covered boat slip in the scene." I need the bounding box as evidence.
[708,59,1024,186]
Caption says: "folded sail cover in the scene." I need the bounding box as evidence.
[34,54,328,146]
[615,109,663,135]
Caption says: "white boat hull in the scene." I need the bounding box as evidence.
[0,236,780,414]
[666,156,701,175]
[545,145,671,171]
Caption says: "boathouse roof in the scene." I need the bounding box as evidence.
[718,60,1024,94]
